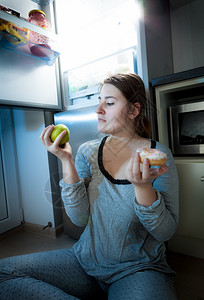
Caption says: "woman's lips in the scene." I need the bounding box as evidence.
[98,118,106,123]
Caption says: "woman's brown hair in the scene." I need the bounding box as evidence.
[102,73,152,138]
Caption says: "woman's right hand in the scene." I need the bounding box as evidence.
[40,125,73,162]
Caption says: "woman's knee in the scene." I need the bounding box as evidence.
[108,271,177,300]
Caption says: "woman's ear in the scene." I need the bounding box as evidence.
[129,102,140,119]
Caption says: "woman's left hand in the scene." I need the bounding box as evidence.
[125,152,168,187]
[125,152,169,206]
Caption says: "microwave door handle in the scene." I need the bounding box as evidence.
[201,176,204,182]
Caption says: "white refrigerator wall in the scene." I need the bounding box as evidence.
[12,109,55,226]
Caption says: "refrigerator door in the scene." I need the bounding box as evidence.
[54,105,104,239]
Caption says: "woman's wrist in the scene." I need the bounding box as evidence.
[133,183,157,207]
[61,159,79,184]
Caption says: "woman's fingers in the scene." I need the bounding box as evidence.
[52,130,67,147]
[132,152,141,176]
[127,152,168,184]
[141,158,150,180]
[40,125,67,146]
[39,125,73,162]
[40,125,53,145]
[39,125,49,142]
[42,125,55,147]
[127,152,169,184]
[149,164,169,178]
[126,152,142,181]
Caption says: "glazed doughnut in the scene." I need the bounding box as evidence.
[136,147,167,166]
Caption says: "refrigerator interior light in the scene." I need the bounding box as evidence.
[59,112,97,122]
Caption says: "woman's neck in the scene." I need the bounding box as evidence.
[107,133,143,145]
[106,134,148,155]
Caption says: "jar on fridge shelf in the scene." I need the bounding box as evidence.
[28,9,52,57]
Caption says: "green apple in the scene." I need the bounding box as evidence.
[50,124,70,145]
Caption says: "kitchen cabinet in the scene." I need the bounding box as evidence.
[175,159,204,240]
[152,67,204,259]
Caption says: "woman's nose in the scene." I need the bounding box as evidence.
[96,102,105,114]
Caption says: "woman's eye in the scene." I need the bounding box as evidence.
[107,102,114,106]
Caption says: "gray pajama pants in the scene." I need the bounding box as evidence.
[0,248,177,300]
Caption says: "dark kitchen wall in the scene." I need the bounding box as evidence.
[170,0,204,72]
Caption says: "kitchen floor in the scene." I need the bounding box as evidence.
[0,229,204,300]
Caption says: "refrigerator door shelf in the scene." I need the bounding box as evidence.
[0,11,60,65]
[0,31,60,64]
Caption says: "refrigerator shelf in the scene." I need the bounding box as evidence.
[0,10,60,65]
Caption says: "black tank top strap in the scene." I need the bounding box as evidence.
[151,140,156,149]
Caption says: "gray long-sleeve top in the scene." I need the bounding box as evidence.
[59,136,179,284]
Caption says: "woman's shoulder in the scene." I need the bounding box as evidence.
[154,140,171,153]
[80,137,105,149]
[153,140,175,163]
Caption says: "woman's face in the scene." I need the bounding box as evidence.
[96,83,135,137]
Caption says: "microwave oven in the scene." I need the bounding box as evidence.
[169,101,204,155]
